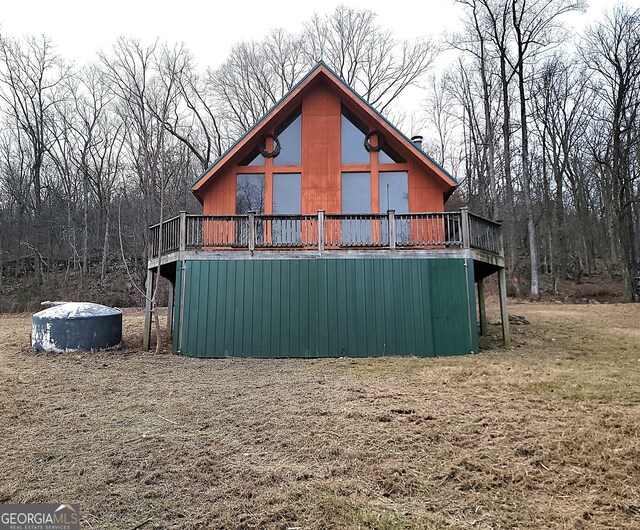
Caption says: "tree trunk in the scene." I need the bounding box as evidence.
[620,198,638,301]
[553,152,567,280]
[82,177,89,275]
[515,43,540,299]
[101,208,110,281]
[607,209,618,267]
[519,111,540,295]
[499,56,518,292]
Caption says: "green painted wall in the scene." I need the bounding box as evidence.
[172,260,183,353]
[173,258,478,358]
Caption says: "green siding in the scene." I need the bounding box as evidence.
[173,258,478,358]
[172,260,183,353]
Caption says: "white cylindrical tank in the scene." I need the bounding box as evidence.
[32,302,122,352]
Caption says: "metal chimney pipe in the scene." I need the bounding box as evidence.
[411,135,423,150]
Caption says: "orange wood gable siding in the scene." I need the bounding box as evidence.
[201,79,450,216]
[302,82,341,214]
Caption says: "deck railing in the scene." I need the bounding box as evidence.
[468,212,503,254]
[149,208,502,258]
[149,215,181,257]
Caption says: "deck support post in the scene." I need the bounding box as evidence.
[167,279,174,340]
[143,269,155,351]
[477,278,487,336]
[179,211,187,252]
[388,209,396,249]
[498,267,510,347]
[248,211,256,251]
[460,207,470,248]
[318,210,325,252]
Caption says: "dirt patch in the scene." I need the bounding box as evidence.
[0,302,639,529]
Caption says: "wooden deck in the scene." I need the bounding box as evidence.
[148,208,504,270]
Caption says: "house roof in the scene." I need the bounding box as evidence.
[192,61,458,200]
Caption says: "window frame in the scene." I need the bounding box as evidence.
[339,104,409,216]
[235,108,303,217]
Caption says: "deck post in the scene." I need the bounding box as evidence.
[318,210,325,252]
[460,207,470,248]
[179,211,187,252]
[248,211,256,251]
[143,269,154,351]
[498,267,510,347]
[388,209,396,249]
[477,278,487,336]
[166,279,174,340]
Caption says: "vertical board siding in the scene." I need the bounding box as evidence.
[175,258,478,358]
[301,83,342,214]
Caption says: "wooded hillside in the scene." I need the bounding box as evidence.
[0,3,638,308]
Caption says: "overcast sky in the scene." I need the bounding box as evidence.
[1,0,615,67]
[0,0,619,120]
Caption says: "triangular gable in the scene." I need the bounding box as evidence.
[192,61,457,202]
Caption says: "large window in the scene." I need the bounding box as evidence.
[273,173,302,245]
[342,172,370,213]
[342,172,371,243]
[379,171,408,213]
[236,173,264,245]
[236,174,265,214]
[274,111,302,166]
[273,173,301,214]
[379,171,409,243]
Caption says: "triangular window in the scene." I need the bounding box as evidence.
[341,107,369,165]
[274,109,302,166]
[379,146,405,164]
[239,149,264,166]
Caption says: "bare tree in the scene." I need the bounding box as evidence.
[100,38,168,351]
[212,40,287,137]
[303,5,438,113]
[509,0,586,298]
[153,43,224,171]
[457,0,520,291]
[451,0,501,218]
[0,34,69,283]
[211,6,438,139]
[424,74,459,171]
[80,71,125,280]
[582,5,640,301]
[532,57,591,287]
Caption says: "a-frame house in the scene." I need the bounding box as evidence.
[146,62,509,357]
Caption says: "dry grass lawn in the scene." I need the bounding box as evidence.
[0,300,639,529]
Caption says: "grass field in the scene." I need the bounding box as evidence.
[0,300,639,529]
